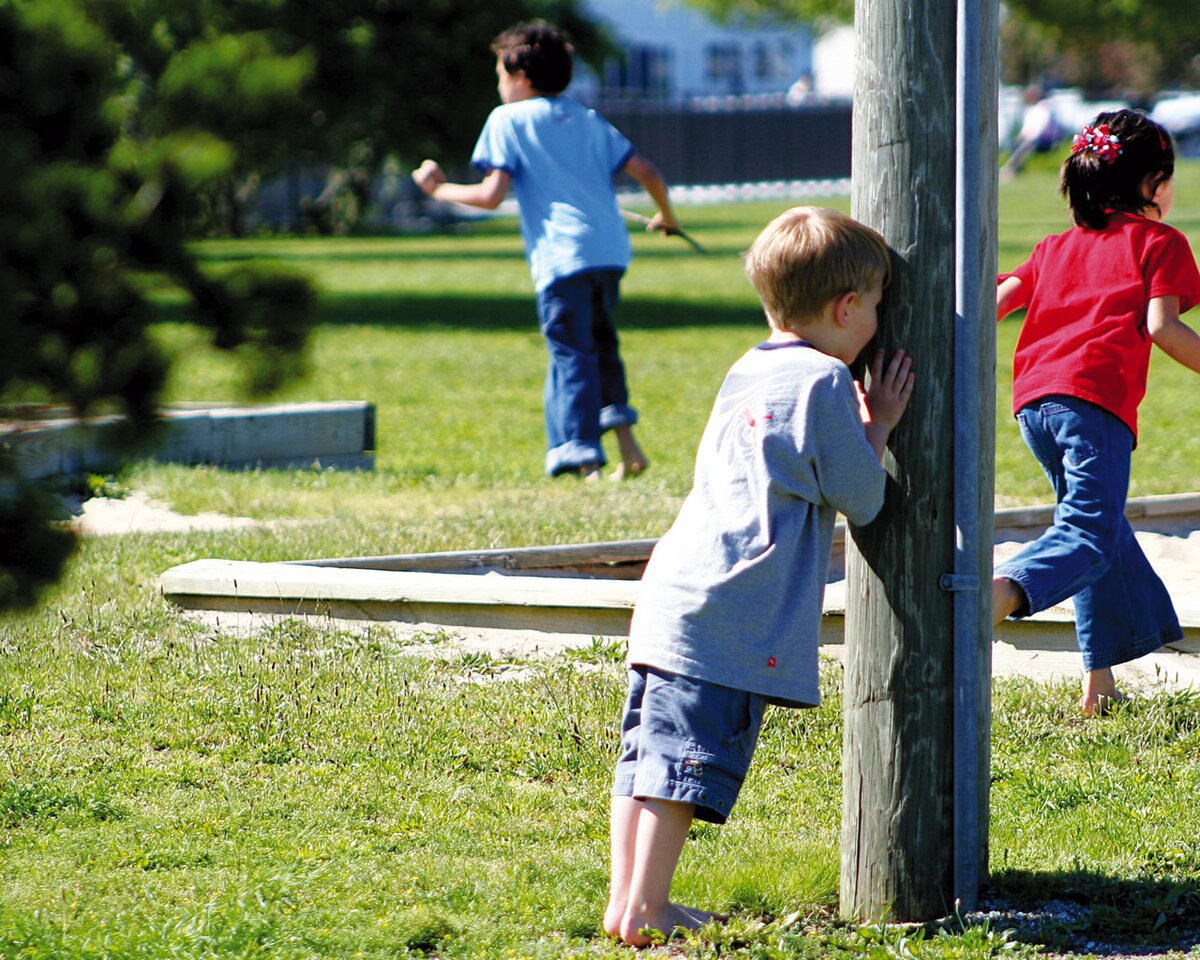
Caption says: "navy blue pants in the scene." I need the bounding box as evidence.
[535,269,638,476]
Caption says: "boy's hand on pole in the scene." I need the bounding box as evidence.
[412,160,446,197]
[859,349,915,459]
[863,348,915,431]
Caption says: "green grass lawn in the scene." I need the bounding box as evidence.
[131,159,1200,530]
[2,162,1200,959]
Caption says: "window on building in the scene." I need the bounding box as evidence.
[753,38,795,82]
[602,45,673,97]
[704,42,743,87]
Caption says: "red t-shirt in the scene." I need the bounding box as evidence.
[1005,212,1200,441]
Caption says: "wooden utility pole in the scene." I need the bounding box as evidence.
[840,0,998,921]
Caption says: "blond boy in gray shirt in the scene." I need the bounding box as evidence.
[605,207,916,946]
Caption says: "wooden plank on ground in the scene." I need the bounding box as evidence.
[159,493,1200,640]
[161,559,641,609]
[172,594,636,637]
[161,558,639,636]
[1,401,375,479]
[299,538,658,579]
[288,493,1197,580]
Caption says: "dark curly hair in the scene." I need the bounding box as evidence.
[1060,109,1175,230]
[492,21,573,96]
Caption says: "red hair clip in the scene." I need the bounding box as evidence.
[1071,123,1121,163]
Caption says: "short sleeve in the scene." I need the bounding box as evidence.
[1000,248,1038,288]
[470,108,519,177]
[596,117,635,175]
[1142,227,1200,315]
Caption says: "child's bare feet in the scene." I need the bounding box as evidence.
[610,460,647,481]
[612,424,648,481]
[602,897,626,940]
[616,901,722,946]
[563,461,603,481]
[1081,668,1127,717]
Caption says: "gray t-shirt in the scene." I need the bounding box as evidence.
[628,341,886,708]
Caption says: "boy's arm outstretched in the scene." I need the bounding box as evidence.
[1147,295,1200,374]
[412,160,512,210]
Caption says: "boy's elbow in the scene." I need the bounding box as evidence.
[623,154,661,185]
[841,482,886,528]
[845,501,884,529]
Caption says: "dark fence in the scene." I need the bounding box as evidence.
[252,100,853,234]
[597,100,852,186]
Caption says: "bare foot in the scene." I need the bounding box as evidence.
[602,897,626,939]
[612,425,648,481]
[610,459,648,481]
[617,901,719,947]
[561,461,602,481]
[676,904,729,926]
[1080,668,1127,717]
[1081,690,1129,717]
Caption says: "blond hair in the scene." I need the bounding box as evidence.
[744,207,890,329]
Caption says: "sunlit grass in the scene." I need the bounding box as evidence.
[128,163,1200,530]
[3,580,1198,957]
[2,163,1199,959]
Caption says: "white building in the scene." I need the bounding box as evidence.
[811,25,854,98]
[574,0,815,101]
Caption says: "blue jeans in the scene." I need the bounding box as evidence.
[994,396,1181,670]
[536,269,638,476]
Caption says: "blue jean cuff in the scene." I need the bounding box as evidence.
[1083,623,1182,671]
[545,439,605,476]
[599,403,638,432]
[993,564,1033,619]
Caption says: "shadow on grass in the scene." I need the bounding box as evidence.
[981,868,1200,955]
[194,242,747,265]
[155,292,762,332]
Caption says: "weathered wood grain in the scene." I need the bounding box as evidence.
[840,0,997,921]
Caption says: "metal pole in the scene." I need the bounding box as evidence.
[951,0,981,911]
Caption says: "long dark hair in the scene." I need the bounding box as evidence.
[1060,109,1174,230]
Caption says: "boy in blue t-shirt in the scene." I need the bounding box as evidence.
[413,20,681,480]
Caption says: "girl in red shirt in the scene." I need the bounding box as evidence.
[994,109,1200,717]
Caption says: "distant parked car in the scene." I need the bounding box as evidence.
[1151,93,1200,158]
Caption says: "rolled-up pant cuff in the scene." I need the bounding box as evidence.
[600,403,638,431]
[546,439,605,476]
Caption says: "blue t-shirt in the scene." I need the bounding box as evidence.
[471,97,636,291]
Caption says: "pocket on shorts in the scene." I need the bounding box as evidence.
[676,743,743,801]
[677,693,762,791]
